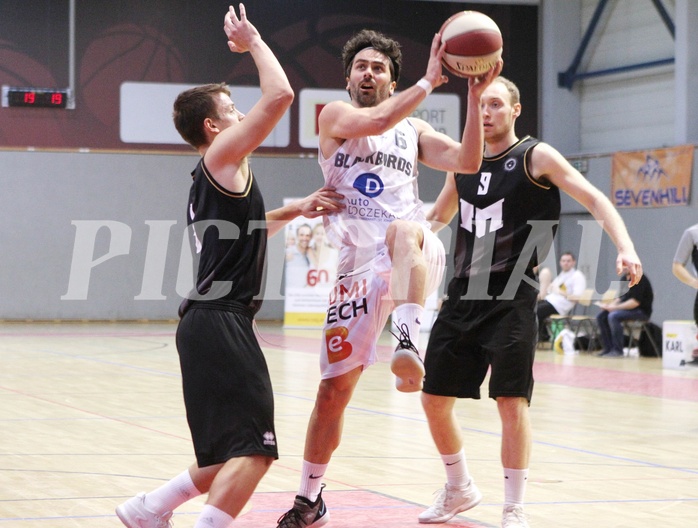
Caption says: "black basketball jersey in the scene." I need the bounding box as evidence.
[182,159,267,315]
[453,136,560,282]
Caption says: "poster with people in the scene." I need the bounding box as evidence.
[282,199,442,331]
[283,199,339,327]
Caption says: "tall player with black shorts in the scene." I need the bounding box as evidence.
[418,77,643,528]
[115,6,342,528]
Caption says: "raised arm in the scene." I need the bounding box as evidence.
[415,60,502,174]
[531,142,642,286]
[318,32,447,148]
[205,4,293,173]
[223,4,293,145]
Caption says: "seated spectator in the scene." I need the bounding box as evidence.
[595,273,653,357]
[536,252,587,341]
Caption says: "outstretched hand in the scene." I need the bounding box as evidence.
[297,187,345,218]
[224,3,260,54]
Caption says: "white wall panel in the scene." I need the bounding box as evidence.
[581,0,675,69]
[578,0,676,152]
[581,70,675,152]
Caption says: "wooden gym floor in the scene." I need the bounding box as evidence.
[0,321,697,527]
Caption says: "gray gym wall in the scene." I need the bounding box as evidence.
[1,0,697,326]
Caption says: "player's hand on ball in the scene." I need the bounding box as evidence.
[425,33,449,89]
[468,58,503,95]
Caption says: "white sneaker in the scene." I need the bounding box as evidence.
[116,493,173,528]
[418,482,482,523]
[391,348,425,392]
[501,504,529,528]
[390,323,425,392]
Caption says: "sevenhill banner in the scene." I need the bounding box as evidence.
[612,145,693,208]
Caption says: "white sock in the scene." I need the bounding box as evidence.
[298,460,328,502]
[194,504,234,527]
[394,303,424,344]
[441,449,472,489]
[146,470,201,514]
[503,468,528,506]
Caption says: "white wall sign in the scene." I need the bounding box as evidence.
[119,81,290,147]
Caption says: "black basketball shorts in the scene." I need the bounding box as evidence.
[423,276,538,402]
[176,306,278,467]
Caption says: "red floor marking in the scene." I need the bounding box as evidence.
[232,490,488,527]
[533,362,698,402]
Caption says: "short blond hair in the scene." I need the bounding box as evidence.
[493,76,520,106]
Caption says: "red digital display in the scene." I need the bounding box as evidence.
[7,88,68,108]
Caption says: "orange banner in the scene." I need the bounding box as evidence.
[612,145,693,208]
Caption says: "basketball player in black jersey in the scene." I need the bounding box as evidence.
[418,77,642,527]
[115,6,342,528]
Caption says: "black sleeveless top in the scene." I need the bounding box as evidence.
[180,159,266,316]
[453,136,561,284]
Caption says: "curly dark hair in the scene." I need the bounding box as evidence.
[341,29,402,84]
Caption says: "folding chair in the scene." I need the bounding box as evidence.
[623,320,661,357]
[567,288,618,353]
[565,289,595,350]
[542,290,584,348]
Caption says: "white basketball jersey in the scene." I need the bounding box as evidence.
[319,118,429,274]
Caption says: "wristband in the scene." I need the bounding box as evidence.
[416,78,433,95]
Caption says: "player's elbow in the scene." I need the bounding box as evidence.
[454,152,482,174]
[457,160,482,174]
[261,90,294,122]
[266,86,294,110]
[277,87,295,108]
[671,262,684,280]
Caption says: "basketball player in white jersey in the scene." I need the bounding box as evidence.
[276,29,501,528]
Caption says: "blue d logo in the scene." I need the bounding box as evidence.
[353,173,384,198]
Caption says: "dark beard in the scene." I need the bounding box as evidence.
[354,91,378,107]
[350,85,388,108]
